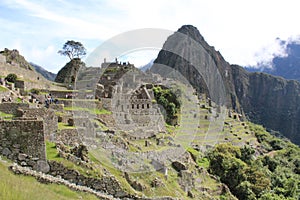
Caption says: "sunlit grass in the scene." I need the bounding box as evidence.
[0,85,8,92]
[0,159,99,200]
[0,111,13,120]
[63,106,111,115]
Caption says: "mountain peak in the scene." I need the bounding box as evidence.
[177,25,205,43]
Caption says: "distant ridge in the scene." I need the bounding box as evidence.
[246,39,300,82]
[140,59,154,72]
[30,62,56,81]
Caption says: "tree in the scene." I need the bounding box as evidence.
[5,73,17,83]
[58,40,86,60]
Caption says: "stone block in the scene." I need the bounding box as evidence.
[2,147,11,156]
[35,160,50,173]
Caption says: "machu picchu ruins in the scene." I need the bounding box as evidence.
[0,23,300,200]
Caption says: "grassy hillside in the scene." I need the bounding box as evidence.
[0,159,98,200]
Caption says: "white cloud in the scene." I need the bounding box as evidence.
[1,0,300,72]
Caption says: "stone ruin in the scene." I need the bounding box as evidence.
[0,119,49,172]
[0,54,6,64]
[112,84,165,139]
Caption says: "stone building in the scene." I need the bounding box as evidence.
[112,84,165,139]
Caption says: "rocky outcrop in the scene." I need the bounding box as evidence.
[55,58,85,85]
[152,25,300,145]
[0,48,33,70]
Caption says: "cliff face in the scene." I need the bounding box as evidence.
[152,25,241,111]
[152,25,300,145]
[55,58,85,84]
[232,64,300,143]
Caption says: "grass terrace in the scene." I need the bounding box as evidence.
[63,106,111,115]
[0,158,99,200]
[0,85,8,92]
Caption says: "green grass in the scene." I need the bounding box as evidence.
[89,148,136,195]
[0,85,8,92]
[58,122,75,130]
[16,97,23,103]
[93,120,108,131]
[46,141,102,178]
[0,111,14,120]
[63,106,111,115]
[0,159,99,200]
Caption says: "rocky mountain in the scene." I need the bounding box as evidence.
[55,58,85,85]
[30,62,56,81]
[151,25,300,145]
[246,39,300,82]
[0,48,33,70]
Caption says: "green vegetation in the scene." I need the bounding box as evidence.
[206,123,300,200]
[63,106,111,115]
[58,40,86,60]
[93,119,108,131]
[153,85,181,125]
[58,122,75,130]
[0,85,8,92]
[30,88,40,95]
[5,73,17,83]
[0,111,13,120]
[46,141,102,178]
[0,159,98,200]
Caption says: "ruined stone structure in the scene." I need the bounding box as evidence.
[96,59,135,98]
[16,107,58,138]
[0,54,6,64]
[0,102,29,115]
[112,85,165,139]
[0,119,46,161]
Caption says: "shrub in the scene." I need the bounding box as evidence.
[5,73,17,83]
[30,88,40,95]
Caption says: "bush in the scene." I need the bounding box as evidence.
[153,85,181,125]
[30,88,40,95]
[5,73,17,83]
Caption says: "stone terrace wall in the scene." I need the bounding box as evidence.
[16,107,58,138]
[0,120,46,160]
[0,54,6,64]
[56,129,80,147]
[48,161,129,198]
[0,63,64,91]
[50,90,73,98]
[0,102,29,115]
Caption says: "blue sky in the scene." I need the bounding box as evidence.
[1,0,300,73]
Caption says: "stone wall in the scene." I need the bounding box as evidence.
[48,104,64,112]
[56,129,80,147]
[60,99,102,110]
[48,161,129,198]
[16,107,58,138]
[101,98,112,110]
[0,54,6,64]
[0,62,64,91]
[0,102,29,115]
[50,90,74,98]
[0,119,46,161]
[14,80,25,89]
